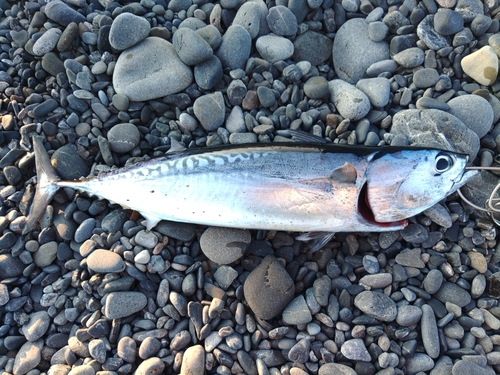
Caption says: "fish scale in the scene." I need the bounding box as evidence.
[24,137,477,250]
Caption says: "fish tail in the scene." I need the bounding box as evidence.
[23,137,61,234]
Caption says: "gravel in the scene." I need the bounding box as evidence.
[2,0,500,374]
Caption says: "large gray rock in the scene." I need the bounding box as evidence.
[391,109,480,160]
[329,79,371,120]
[215,25,252,70]
[113,37,193,101]
[293,31,332,66]
[333,18,389,84]
[447,94,494,138]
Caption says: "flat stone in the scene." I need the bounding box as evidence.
[461,46,498,86]
[395,248,425,268]
[0,254,25,278]
[194,55,223,90]
[406,353,435,374]
[434,9,464,35]
[104,292,148,319]
[244,256,295,320]
[319,363,357,375]
[32,28,62,56]
[113,37,193,101]
[423,269,444,294]
[452,359,496,375]
[267,5,298,36]
[215,25,251,70]
[282,295,313,325]
[34,241,58,267]
[341,339,371,362]
[21,311,50,342]
[421,304,440,358]
[333,18,389,83]
[304,76,329,99]
[447,94,494,138]
[173,27,213,65]
[293,31,333,66]
[109,12,150,51]
[193,91,225,131]
[256,35,294,63]
[44,1,85,27]
[13,339,43,375]
[87,249,125,273]
[434,282,472,307]
[328,79,371,120]
[396,305,422,326]
[390,109,480,160]
[393,47,425,68]
[354,291,397,322]
[200,226,251,264]
[135,357,165,375]
[51,144,90,179]
[356,77,391,107]
[417,15,450,50]
[468,252,488,273]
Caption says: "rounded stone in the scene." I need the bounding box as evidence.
[461,46,499,86]
[447,95,494,138]
[32,28,62,56]
[328,79,371,120]
[87,249,125,273]
[200,226,251,264]
[104,292,147,319]
[244,255,295,320]
[113,37,193,101]
[22,311,50,342]
[109,12,151,51]
[413,68,440,88]
[421,304,440,358]
[107,123,141,153]
[396,305,422,326]
[423,269,444,294]
[392,47,425,68]
[304,76,329,99]
[51,144,90,180]
[135,357,165,375]
[180,345,205,375]
[333,18,389,83]
[0,254,25,278]
[282,295,313,325]
[341,339,371,362]
[354,291,397,322]
[193,91,225,131]
[256,35,294,63]
[173,27,213,65]
[13,339,43,375]
[434,9,464,35]
[355,77,391,107]
[194,55,223,90]
[433,282,472,307]
[34,241,58,268]
[117,337,137,363]
[216,25,251,70]
[293,31,333,66]
[44,1,86,27]
[267,6,298,36]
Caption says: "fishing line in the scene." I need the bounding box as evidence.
[459,165,500,225]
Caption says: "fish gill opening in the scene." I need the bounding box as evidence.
[357,183,406,228]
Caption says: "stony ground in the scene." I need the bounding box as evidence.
[1,0,500,374]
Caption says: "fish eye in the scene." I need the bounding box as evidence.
[434,153,454,173]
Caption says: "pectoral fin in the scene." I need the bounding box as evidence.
[296,231,335,252]
[330,162,358,184]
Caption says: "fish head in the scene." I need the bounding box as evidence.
[362,148,477,224]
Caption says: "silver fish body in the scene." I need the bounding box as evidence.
[24,137,477,236]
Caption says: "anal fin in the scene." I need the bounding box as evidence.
[296,231,335,252]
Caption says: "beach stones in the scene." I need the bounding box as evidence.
[200,227,251,264]
[113,37,193,101]
[447,95,494,138]
[109,13,151,51]
[333,18,389,83]
[104,292,148,319]
[328,80,371,120]
[244,256,295,319]
[87,249,125,273]
[461,46,498,86]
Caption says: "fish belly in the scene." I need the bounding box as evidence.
[62,147,377,232]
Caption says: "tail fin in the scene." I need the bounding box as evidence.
[23,137,61,234]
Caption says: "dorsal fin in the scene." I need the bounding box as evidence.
[167,138,187,154]
[288,129,330,144]
[330,162,358,184]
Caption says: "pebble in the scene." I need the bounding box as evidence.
[193,91,226,131]
[333,18,389,83]
[180,345,205,375]
[173,27,213,65]
[423,269,444,294]
[395,248,425,268]
[22,311,50,341]
[214,265,239,290]
[13,339,43,375]
[447,95,494,138]
[304,76,329,99]
[396,305,422,326]
[319,363,357,375]
[200,227,251,264]
[282,295,313,325]
[341,339,371,362]
[434,9,464,35]
[135,357,165,375]
[461,46,499,86]
[113,37,193,101]
[216,25,252,70]
[244,256,295,320]
[0,254,24,278]
[109,12,151,51]
[117,337,136,363]
[356,77,391,107]
[328,79,371,120]
[194,55,223,90]
[293,31,333,66]
[417,15,450,50]
[434,282,472,307]
[354,291,397,322]
[51,144,90,179]
[413,68,440,88]
[44,1,86,27]
[406,353,435,374]
[87,249,125,273]
[32,28,62,56]
[104,291,148,319]
[392,47,425,68]
[368,21,389,42]
[452,360,496,375]
[107,123,141,153]
[267,6,298,36]
[256,35,294,63]
[33,241,58,267]
[421,304,440,358]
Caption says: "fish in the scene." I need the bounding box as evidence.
[23,136,477,250]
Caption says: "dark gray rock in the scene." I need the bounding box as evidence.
[434,282,472,307]
[104,292,147,319]
[216,25,252,70]
[417,15,450,50]
[51,144,90,179]
[267,5,298,36]
[293,31,333,66]
[447,95,494,138]
[193,92,225,131]
[107,123,141,153]
[354,291,397,322]
[44,1,85,27]
[0,254,25,278]
[433,9,464,35]
[194,56,223,90]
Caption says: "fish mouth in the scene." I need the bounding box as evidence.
[358,183,408,228]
